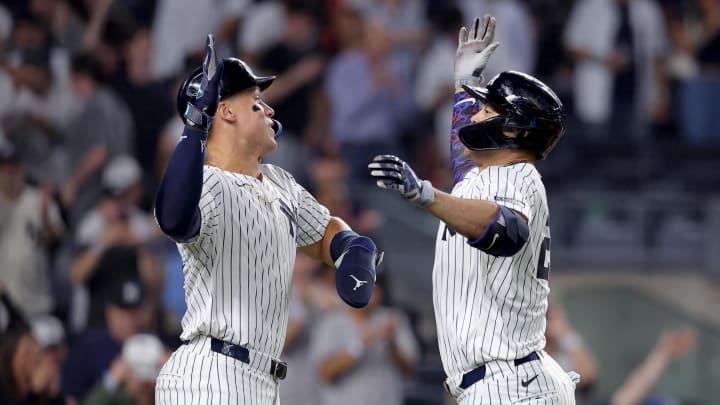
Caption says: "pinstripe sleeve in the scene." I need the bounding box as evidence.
[472,165,534,222]
[186,169,222,245]
[293,180,330,247]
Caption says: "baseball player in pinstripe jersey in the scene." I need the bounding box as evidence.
[153,35,382,405]
[370,15,579,404]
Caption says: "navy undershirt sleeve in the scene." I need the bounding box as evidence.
[154,127,207,242]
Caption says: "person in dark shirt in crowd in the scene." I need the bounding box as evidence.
[62,279,148,404]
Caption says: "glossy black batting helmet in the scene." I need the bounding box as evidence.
[176,57,276,126]
[459,71,566,160]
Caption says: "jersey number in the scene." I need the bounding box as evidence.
[536,219,550,280]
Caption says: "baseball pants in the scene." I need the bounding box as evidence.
[156,336,280,405]
[445,351,578,404]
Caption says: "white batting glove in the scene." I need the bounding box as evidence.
[455,15,500,87]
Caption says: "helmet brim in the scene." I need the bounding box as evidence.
[256,76,275,91]
[461,84,489,101]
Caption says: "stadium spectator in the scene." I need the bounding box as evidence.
[61,52,134,226]
[258,0,327,184]
[68,156,158,330]
[310,275,419,405]
[150,0,249,80]
[545,304,599,398]
[323,3,408,183]
[280,252,338,405]
[610,326,698,405]
[62,279,149,403]
[112,28,174,191]
[82,334,167,405]
[563,0,668,144]
[0,144,64,318]
[414,4,464,185]
[0,287,67,405]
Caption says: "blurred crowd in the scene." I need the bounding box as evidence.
[0,0,716,404]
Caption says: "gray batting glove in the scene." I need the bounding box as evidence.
[454,15,500,87]
[368,155,435,208]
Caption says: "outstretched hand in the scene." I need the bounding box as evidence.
[368,155,435,208]
[455,15,499,87]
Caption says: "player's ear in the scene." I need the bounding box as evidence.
[216,101,237,123]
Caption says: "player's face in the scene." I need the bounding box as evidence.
[223,88,277,155]
[470,102,501,123]
[463,103,502,158]
[249,89,277,154]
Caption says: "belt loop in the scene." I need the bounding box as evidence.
[270,360,288,380]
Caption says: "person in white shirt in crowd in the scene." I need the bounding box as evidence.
[564,0,668,141]
[0,144,64,318]
[310,274,419,405]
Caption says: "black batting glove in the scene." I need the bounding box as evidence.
[184,34,224,132]
[368,155,435,208]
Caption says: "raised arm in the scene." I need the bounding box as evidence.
[155,35,223,241]
[450,15,499,184]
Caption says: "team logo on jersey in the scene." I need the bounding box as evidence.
[350,274,368,291]
[278,200,296,237]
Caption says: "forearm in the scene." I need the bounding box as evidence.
[317,351,360,382]
[39,209,63,245]
[69,248,102,285]
[154,127,205,241]
[68,145,108,192]
[82,0,112,49]
[450,90,479,184]
[262,56,324,105]
[390,348,417,375]
[610,351,669,405]
[426,190,499,240]
[561,333,598,386]
[283,319,304,352]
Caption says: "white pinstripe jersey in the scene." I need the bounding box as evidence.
[176,164,330,359]
[433,163,551,378]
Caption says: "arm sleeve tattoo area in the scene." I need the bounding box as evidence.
[451,91,479,185]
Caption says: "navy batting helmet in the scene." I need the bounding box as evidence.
[176,57,276,126]
[459,71,566,160]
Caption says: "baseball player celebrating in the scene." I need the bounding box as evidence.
[369,15,578,404]
[153,35,382,405]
